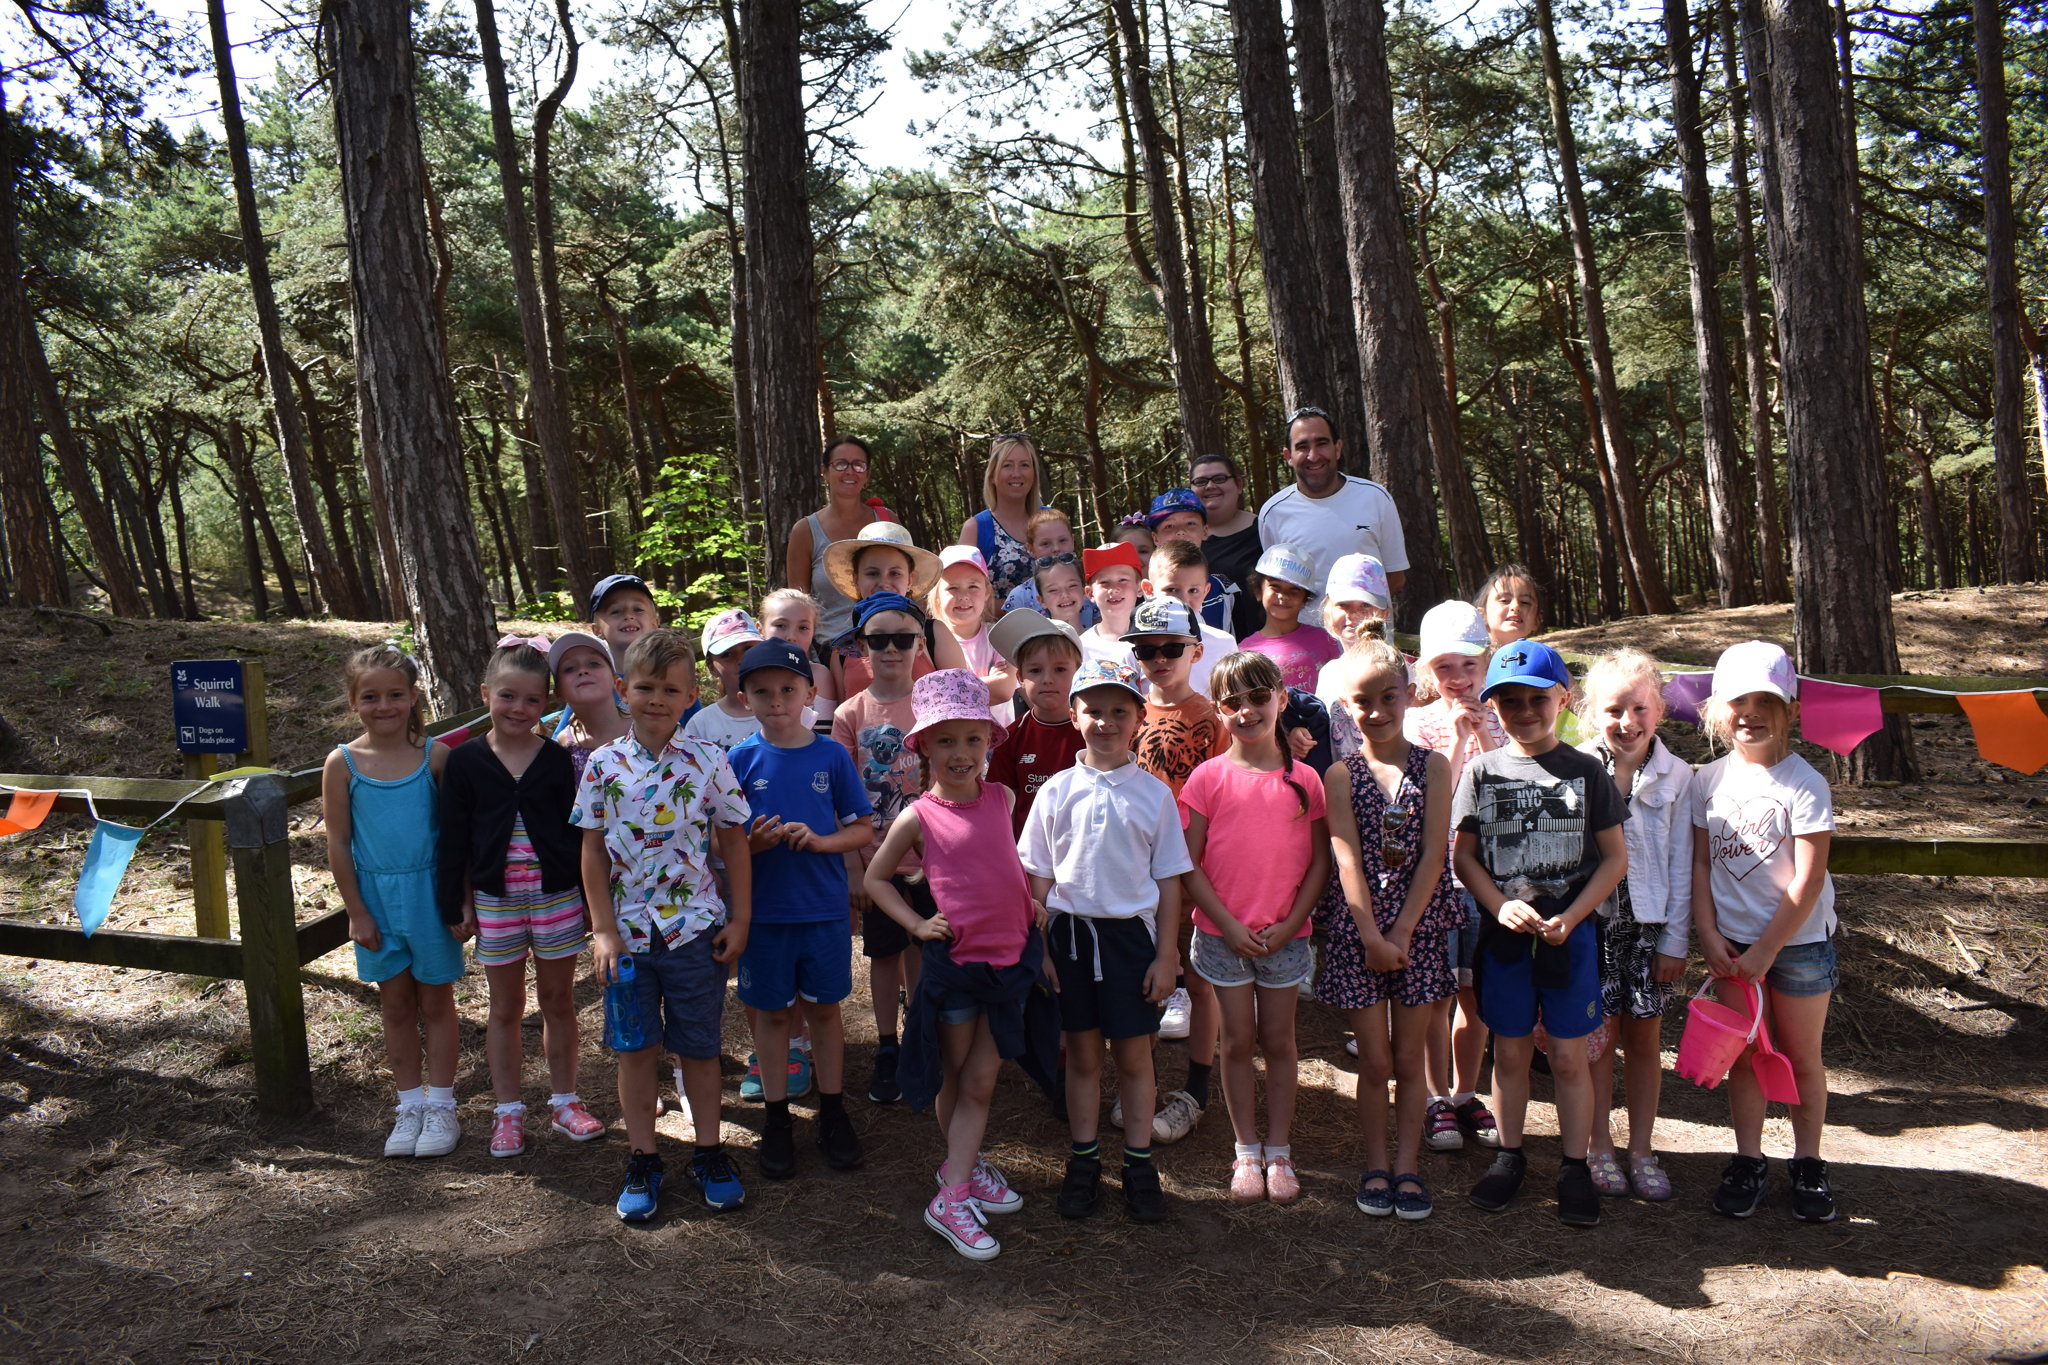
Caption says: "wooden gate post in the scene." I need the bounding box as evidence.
[184,752,230,938]
[224,775,314,1116]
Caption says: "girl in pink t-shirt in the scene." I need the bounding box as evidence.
[1179,652,1331,1208]
[1240,543,1341,691]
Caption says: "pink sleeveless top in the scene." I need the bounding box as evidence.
[917,782,1032,967]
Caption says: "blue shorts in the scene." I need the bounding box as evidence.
[353,870,466,987]
[1050,914,1165,1040]
[1726,934,1839,998]
[628,929,729,1059]
[1444,890,1483,981]
[1475,918,1602,1040]
[737,920,854,1010]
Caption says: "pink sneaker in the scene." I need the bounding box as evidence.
[938,1160,1024,1214]
[551,1101,605,1142]
[925,1190,999,1261]
[1230,1155,1266,1204]
[489,1111,525,1158]
[1265,1154,1302,1205]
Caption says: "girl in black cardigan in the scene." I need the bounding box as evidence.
[439,640,604,1157]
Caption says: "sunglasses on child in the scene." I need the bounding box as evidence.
[1216,686,1276,712]
[1379,807,1410,868]
[1131,642,1191,661]
[1033,551,1080,569]
[861,631,920,653]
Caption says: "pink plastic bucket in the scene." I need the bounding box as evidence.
[1675,978,1763,1089]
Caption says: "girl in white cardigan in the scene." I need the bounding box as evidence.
[1577,649,1692,1201]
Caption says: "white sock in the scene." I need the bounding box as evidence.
[396,1086,426,1111]
[1234,1141,1263,1162]
[1265,1144,1291,1163]
[672,1066,688,1098]
[1452,1091,1476,1107]
[493,1101,526,1117]
[1429,1094,1451,1106]
[793,1035,812,1054]
[425,1085,456,1110]
[547,1092,578,1110]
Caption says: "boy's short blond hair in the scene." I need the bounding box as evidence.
[1014,630,1084,669]
[1147,538,1207,578]
[621,629,697,682]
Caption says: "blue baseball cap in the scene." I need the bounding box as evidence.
[737,639,812,684]
[1481,640,1572,700]
[589,573,653,617]
[1144,489,1207,528]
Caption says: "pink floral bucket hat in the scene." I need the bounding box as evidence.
[904,668,1009,753]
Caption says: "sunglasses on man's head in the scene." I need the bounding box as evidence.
[1217,686,1276,712]
[1131,642,1190,662]
[862,632,920,653]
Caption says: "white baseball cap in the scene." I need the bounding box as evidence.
[1418,600,1489,663]
[1711,640,1798,702]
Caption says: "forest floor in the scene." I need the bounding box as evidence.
[0,587,2043,1363]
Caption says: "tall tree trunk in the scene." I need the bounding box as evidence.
[1751,0,1914,780]
[0,90,68,608]
[737,0,820,563]
[22,290,136,615]
[328,0,496,706]
[1973,0,2037,581]
[1535,0,1674,614]
[1109,0,1228,458]
[166,458,200,620]
[230,422,307,617]
[209,0,368,619]
[1324,0,1450,622]
[532,0,578,407]
[473,0,594,602]
[1225,0,1334,421]
[1721,0,1789,600]
[1666,0,1756,606]
[1291,0,1370,463]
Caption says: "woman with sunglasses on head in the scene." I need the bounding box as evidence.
[1189,454,1264,639]
[786,437,894,646]
[956,433,1047,602]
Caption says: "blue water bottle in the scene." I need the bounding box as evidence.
[604,955,648,1053]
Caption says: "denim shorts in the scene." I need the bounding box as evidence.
[629,929,729,1059]
[1444,890,1483,981]
[1725,933,1839,998]
[1191,928,1315,990]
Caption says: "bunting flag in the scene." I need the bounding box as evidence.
[0,789,57,836]
[1798,679,1886,756]
[1956,691,2048,776]
[1661,672,1713,725]
[73,821,146,937]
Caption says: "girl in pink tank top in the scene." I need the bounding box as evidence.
[864,670,1045,1262]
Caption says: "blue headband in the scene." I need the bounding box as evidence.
[833,591,927,650]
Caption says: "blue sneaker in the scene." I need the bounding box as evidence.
[690,1146,747,1210]
[738,1053,764,1102]
[616,1151,663,1222]
[787,1047,814,1100]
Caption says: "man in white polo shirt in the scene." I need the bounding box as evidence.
[1256,406,1409,625]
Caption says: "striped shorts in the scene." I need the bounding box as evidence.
[474,821,588,967]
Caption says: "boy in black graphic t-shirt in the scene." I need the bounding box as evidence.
[1451,641,1627,1227]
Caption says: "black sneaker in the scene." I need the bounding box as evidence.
[759,1111,796,1180]
[1123,1160,1168,1224]
[1057,1154,1101,1219]
[1712,1155,1769,1218]
[1787,1157,1838,1223]
[867,1046,901,1105]
[1469,1149,1527,1212]
[818,1104,864,1171]
[1556,1161,1600,1227]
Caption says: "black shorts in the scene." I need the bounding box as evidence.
[862,875,930,958]
[1049,914,1166,1040]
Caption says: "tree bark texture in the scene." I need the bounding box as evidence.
[1752,0,1914,779]
[0,90,67,608]
[473,0,596,601]
[1290,0,1370,464]
[1534,0,1674,614]
[738,0,821,562]
[1666,0,1756,606]
[210,0,369,619]
[1225,0,1335,424]
[1110,0,1229,459]
[1323,0,1449,618]
[326,0,496,707]
[1973,0,2038,581]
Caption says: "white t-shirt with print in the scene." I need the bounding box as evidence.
[1690,752,1836,946]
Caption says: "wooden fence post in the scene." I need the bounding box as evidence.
[225,775,314,1116]
[184,752,229,938]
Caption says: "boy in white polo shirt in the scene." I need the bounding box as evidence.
[1021,658,1194,1225]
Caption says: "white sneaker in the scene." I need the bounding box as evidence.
[1297,943,1318,998]
[413,1105,461,1158]
[383,1104,424,1158]
[1158,988,1192,1040]
[1108,1098,1124,1130]
[1152,1089,1203,1145]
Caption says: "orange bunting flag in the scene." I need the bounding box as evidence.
[1956,691,2048,776]
[0,789,58,837]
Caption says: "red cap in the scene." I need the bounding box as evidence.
[1082,542,1144,582]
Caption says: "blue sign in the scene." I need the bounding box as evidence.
[172,660,248,754]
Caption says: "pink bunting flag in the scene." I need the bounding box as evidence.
[1661,672,1713,725]
[1798,678,1884,756]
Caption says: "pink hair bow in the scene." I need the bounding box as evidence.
[496,633,550,652]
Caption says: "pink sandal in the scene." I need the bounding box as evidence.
[1629,1152,1674,1201]
[1587,1150,1629,1197]
[551,1100,605,1141]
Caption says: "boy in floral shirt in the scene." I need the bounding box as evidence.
[576,629,752,1223]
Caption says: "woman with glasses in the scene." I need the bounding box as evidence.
[956,433,1047,602]
[787,436,894,644]
[1189,455,1264,638]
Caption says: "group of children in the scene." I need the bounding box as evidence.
[326,514,1843,1256]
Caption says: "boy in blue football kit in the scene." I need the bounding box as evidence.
[728,640,876,1179]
